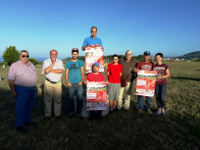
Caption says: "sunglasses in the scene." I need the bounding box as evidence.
[22,55,29,58]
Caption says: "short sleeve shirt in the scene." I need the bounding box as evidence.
[153,63,169,84]
[86,73,105,82]
[136,61,154,71]
[119,58,137,82]
[43,59,65,82]
[8,60,37,87]
[65,59,85,84]
[82,36,103,47]
[107,63,123,83]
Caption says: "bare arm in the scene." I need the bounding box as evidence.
[65,69,72,86]
[51,69,63,74]
[164,68,170,78]
[82,45,95,51]
[8,80,17,98]
[45,61,55,74]
[120,72,122,77]
[85,80,89,85]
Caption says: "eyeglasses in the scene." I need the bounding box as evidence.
[22,55,29,58]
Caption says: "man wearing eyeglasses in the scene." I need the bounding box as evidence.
[8,50,38,133]
[42,50,65,120]
[82,26,103,51]
[118,50,137,111]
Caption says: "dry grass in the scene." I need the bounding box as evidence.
[0,61,200,150]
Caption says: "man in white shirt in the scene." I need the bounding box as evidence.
[42,49,64,120]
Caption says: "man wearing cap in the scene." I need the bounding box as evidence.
[8,50,37,133]
[82,26,103,51]
[43,50,65,120]
[118,50,137,110]
[136,51,154,114]
[85,62,105,120]
[65,48,85,117]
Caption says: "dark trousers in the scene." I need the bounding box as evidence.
[15,85,35,127]
[89,111,102,119]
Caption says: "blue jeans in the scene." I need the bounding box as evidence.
[138,96,151,110]
[155,84,167,109]
[68,84,83,114]
[15,85,35,127]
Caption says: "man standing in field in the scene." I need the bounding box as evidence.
[118,50,137,110]
[136,51,154,114]
[107,54,123,114]
[8,50,37,133]
[43,50,64,120]
[82,26,103,51]
[85,62,105,120]
[65,48,85,117]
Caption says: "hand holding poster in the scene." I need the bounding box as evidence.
[136,70,157,97]
[85,47,104,73]
[86,82,107,111]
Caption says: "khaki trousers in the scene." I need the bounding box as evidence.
[117,82,133,110]
[44,80,62,117]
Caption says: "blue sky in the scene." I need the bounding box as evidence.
[0,0,200,59]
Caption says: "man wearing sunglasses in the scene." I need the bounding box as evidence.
[42,50,65,120]
[82,26,103,51]
[8,50,38,133]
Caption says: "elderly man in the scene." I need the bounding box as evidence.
[118,50,137,110]
[82,26,103,51]
[43,50,64,120]
[8,50,37,133]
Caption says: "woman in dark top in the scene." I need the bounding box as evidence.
[153,53,170,115]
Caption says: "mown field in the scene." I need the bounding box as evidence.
[0,61,200,150]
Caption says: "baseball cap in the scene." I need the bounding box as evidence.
[125,50,132,55]
[144,51,150,55]
[92,62,100,67]
[72,48,79,53]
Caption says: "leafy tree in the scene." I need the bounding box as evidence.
[29,58,38,65]
[3,46,19,66]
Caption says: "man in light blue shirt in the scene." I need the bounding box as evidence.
[65,48,85,117]
[82,26,103,51]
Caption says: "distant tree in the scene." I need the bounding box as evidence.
[29,58,38,65]
[3,46,19,66]
[194,58,200,62]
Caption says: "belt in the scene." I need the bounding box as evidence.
[46,78,59,84]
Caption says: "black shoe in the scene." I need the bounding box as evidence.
[68,112,74,118]
[23,122,36,126]
[75,113,81,118]
[16,126,26,133]
[45,116,51,121]
[55,116,61,119]
[109,110,113,115]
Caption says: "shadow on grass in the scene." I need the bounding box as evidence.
[172,77,200,81]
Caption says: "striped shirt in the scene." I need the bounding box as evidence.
[42,59,64,82]
[8,60,37,87]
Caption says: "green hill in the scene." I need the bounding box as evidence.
[178,51,200,59]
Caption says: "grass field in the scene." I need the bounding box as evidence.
[0,61,200,150]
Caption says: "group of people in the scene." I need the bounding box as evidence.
[7,26,170,133]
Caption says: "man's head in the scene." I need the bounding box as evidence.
[112,54,119,64]
[125,50,132,61]
[50,49,58,60]
[92,62,100,73]
[20,50,29,64]
[143,51,150,62]
[72,48,79,60]
[91,26,98,38]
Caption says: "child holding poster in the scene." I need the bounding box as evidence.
[153,53,170,115]
[85,62,105,120]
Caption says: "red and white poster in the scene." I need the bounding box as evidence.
[85,47,104,73]
[86,82,107,110]
[136,70,157,97]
